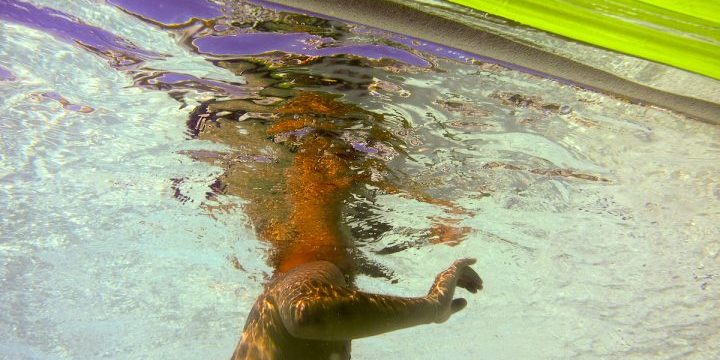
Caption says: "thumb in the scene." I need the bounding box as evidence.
[450,298,467,315]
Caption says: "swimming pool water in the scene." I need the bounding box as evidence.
[1,0,719,359]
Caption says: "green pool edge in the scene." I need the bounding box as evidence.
[449,0,720,80]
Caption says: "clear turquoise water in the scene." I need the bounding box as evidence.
[1,1,719,359]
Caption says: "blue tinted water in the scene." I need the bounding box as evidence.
[1,0,719,359]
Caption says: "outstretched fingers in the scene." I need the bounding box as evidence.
[428,257,483,323]
[452,258,477,268]
[447,258,482,293]
[457,265,482,293]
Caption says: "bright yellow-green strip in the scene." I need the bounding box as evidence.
[636,0,720,24]
[448,0,720,80]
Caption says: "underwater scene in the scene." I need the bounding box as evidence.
[1,0,719,359]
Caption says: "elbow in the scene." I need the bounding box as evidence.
[282,300,331,339]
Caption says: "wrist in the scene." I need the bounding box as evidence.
[422,295,440,324]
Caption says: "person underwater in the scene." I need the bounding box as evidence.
[184,62,482,359]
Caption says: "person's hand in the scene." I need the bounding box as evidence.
[427,258,483,323]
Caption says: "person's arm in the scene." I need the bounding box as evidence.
[277,259,482,340]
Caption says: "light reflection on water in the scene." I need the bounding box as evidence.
[1,0,719,359]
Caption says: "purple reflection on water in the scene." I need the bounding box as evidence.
[351,141,379,154]
[155,73,198,83]
[388,36,561,80]
[143,72,250,98]
[41,91,64,101]
[37,91,95,113]
[108,0,221,25]
[193,33,430,67]
[247,0,565,82]
[0,0,160,60]
[195,32,321,55]
[0,65,16,81]
[249,0,303,14]
[248,0,472,65]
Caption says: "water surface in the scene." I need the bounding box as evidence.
[1,0,719,359]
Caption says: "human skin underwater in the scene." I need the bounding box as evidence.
[146,2,612,357]
[98,1,712,356]
[3,0,719,358]
[176,7,615,357]
[183,57,483,359]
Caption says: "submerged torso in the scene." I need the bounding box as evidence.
[232,262,351,360]
[187,64,473,360]
[199,91,369,359]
